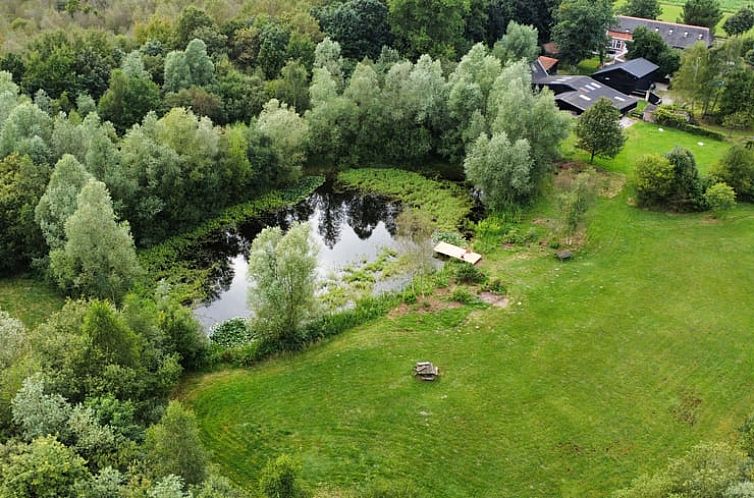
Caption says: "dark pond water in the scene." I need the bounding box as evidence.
[193,180,404,328]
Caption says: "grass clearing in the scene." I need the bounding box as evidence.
[180,128,745,496]
[561,120,730,175]
[182,196,754,497]
[0,276,64,328]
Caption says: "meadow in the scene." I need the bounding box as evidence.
[180,124,754,496]
[0,276,63,328]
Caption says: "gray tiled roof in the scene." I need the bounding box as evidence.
[611,16,713,49]
[592,58,659,78]
[537,75,639,112]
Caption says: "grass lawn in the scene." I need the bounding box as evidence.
[180,124,749,497]
[561,121,731,175]
[0,276,64,328]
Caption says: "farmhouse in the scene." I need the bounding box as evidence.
[592,57,659,95]
[608,15,713,56]
[531,59,638,115]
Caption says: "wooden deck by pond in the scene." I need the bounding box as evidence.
[433,242,482,265]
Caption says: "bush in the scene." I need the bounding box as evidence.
[712,145,754,201]
[653,105,726,140]
[483,278,507,295]
[635,154,676,208]
[209,318,253,348]
[259,454,300,498]
[705,182,736,217]
[453,262,487,285]
[450,287,478,304]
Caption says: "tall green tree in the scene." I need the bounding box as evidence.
[49,180,142,302]
[0,101,53,164]
[682,0,723,32]
[673,41,722,116]
[575,98,626,163]
[35,154,93,250]
[98,52,161,134]
[464,131,534,210]
[552,0,615,64]
[622,0,662,19]
[247,222,318,345]
[144,401,208,486]
[388,0,470,58]
[316,0,392,60]
[724,6,754,36]
[627,26,681,77]
[256,99,309,186]
[163,39,215,93]
[0,154,49,274]
[493,20,539,63]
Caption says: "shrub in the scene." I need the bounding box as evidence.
[450,287,477,305]
[210,318,253,348]
[483,278,507,295]
[653,105,726,140]
[453,262,487,285]
[635,154,675,207]
[705,182,736,218]
[712,145,754,201]
[258,454,300,498]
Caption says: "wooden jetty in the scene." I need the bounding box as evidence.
[433,241,482,265]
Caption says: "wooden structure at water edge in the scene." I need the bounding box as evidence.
[433,241,482,265]
[414,362,439,381]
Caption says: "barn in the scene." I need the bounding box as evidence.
[592,58,659,96]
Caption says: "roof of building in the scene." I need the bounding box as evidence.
[530,59,549,82]
[542,42,560,55]
[538,56,559,72]
[611,15,712,49]
[537,75,639,112]
[592,57,659,78]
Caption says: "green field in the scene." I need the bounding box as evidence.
[180,124,754,496]
[562,121,729,175]
[0,276,64,328]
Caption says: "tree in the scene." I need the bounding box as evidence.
[0,154,50,274]
[627,26,681,77]
[258,23,291,79]
[0,436,91,497]
[316,0,392,60]
[622,0,662,19]
[247,222,318,346]
[493,21,539,63]
[175,6,215,48]
[258,454,300,498]
[275,60,310,113]
[144,401,207,486]
[11,376,72,440]
[0,310,26,370]
[49,180,142,302]
[164,86,224,123]
[164,39,215,93]
[0,101,53,164]
[705,182,736,217]
[670,42,721,117]
[464,131,534,210]
[256,99,309,186]
[724,6,754,36]
[682,0,723,32]
[35,154,93,250]
[552,0,615,64]
[388,0,470,58]
[634,154,675,207]
[665,147,705,210]
[713,145,754,200]
[98,52,161,134]
[575,98,626,163]
[719,65,754,128]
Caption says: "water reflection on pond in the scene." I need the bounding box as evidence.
[193,181,403,328]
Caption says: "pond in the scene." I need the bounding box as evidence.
[193,180,406,329]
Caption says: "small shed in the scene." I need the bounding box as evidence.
[414,362,439,381]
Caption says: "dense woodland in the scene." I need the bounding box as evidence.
[1,0,754,496]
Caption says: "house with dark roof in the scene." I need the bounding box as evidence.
[592,58,659,95]
[530,60,638,115]
[608,16,713,56]
[538,56,559,75]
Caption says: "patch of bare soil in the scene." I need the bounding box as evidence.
[388,292,462,318]
[478,292,509,308]
[599,174,626,199]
